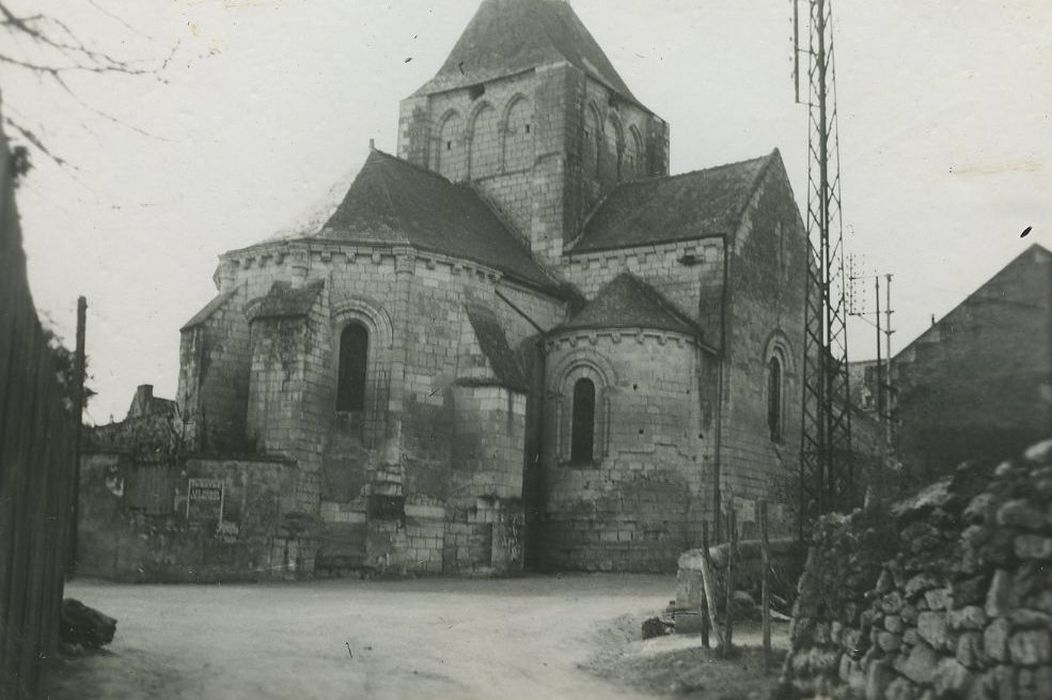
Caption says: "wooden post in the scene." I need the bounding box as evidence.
[698,520,724,651]
[700,521,710,648]
[723,509,736,656]
[69,296,86,576]
[761,500,772,672]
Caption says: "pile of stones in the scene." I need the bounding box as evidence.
[780,439,1052,700]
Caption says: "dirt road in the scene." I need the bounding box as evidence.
[46,574,685,699]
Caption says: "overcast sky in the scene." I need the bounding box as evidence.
[6,0,1051,424]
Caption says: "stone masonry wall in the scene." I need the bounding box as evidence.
[77,453,302,582]
[244,283,331,512]
[577,75,667,220]
[540,330,711,572]
[563,237,726,344]
[720,155,808,526]
[177,287,252,453]
[781,439,1052,700]
[197,239,565,575]
[449,385,527,503]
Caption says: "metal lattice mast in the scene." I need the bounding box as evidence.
[795,0,853,534]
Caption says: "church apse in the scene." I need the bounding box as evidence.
[81,0,808,580]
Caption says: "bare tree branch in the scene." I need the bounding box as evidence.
[3,115,69,169]
[0,5,147,75]
[0,0,177,166]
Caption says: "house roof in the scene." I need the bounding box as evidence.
[414,0,636,101]
[247,280,325,322]
[309,150,555,290]
[569,151,778,254]
[556,273,699,337]
[464,303,528,391]
[895,243,1052,361]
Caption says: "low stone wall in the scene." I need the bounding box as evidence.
[780,439,1052,699]
[676,537,802,616]
[78,453,308,582]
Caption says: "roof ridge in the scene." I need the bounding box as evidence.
[643,151,777,186]
[574,149,777,204]
[894,243,1051,359]
[731,148,780,225]
[465,182,563,286]
[571,183,621,247]
[529,0,639,103]
[560,271,699,337]
[367,148,461,187]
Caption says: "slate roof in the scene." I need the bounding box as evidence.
[569,151,778,254]
[415,0,636,101]
[247,280,325,321]
[312,150,555,290]
[556,273,698,337]
[464,303,528,391]
[181,288,237,332]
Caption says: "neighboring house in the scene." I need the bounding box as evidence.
[85,0,810,578]
[892,244,1052,481]
[848,359,882,414]
[125,384,176,420]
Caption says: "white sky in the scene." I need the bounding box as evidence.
[5,0,1051,424]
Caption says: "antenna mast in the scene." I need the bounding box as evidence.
[795,0,854,533]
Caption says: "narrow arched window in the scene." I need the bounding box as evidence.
[584,108,601,178]
[436,112,464,181]
[503,97,533,171]
[469,104,499,178]
[625,127,643,180]
[571,378,596,463]
[603,115,622,184]
[337,323,369,411]
[767,356,783,441]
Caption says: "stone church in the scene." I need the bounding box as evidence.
[169,0,808,575]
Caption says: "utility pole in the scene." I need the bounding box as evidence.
[849,270,895,447]
[883,274,894,446]
[875,276,883,426]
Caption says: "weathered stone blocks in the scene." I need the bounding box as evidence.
[780,445,1052,700]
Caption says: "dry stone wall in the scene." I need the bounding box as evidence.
[780,439,1052,700]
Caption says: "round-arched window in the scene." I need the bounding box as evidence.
[337,323,369,412]
[570,377,596,463]
[767,355,783,441]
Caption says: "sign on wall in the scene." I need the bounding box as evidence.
[186,478,225,523]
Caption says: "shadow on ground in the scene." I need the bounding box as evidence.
[583,614,789,699]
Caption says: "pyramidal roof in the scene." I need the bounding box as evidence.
[557,273,699,337]
[415,0,635,100]
[309,149,556,290]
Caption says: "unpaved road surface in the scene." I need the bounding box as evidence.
[47,574,689,700]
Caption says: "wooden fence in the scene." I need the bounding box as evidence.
[0,120,77,697]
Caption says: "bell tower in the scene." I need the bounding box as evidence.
[397,0,669,265]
